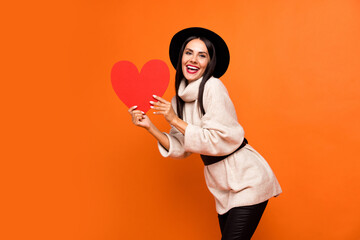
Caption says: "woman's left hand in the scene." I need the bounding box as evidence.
[150,95,177,124]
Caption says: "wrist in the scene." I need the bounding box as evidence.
[170,116,179,126]
[146,122,154,131]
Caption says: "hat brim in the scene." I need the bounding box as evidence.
[169,27,230,78]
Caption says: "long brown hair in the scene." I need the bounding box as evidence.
[175,36,217,119]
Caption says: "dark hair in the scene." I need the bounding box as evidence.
[175,36,217,119]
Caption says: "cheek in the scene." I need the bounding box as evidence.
[201,60,209,70]
[181,56,188,66]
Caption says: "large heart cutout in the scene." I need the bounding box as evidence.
[111,60,170,112]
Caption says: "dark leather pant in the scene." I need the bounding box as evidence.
[218,200,268,240]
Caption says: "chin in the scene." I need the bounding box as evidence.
[184,74,201,82]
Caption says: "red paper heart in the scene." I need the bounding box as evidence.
[111,60,170,112]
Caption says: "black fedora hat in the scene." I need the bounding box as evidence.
[169,27,230,78]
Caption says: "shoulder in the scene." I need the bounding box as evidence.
[204,77,229,96]
[206,76,225,87]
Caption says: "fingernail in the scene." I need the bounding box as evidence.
[153,95,157,98]
[141,111,145,114]
[150,101,154,104]
[150,106,154,109]
[134,106,137,108]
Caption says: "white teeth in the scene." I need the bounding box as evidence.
[187,66,199,70]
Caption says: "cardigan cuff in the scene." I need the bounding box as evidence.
[157,133,172,157]
[158,132,189,158]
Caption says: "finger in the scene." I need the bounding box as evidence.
[128,105,138,113]
[150,106,162,110]
[134,113,145,120]
[152,110,166,115]
[149,100,159,106]
[132,113,142,120]
[150,101,170,109]
[150,101,167,110]
[152,95,170,104]
[135,114,143,122]
[132,110,144,114]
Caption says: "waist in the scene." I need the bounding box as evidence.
[200,138,248,166]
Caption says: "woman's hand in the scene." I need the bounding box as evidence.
[150,95,178,125]
[128,106,151,130]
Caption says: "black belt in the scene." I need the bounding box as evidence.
[200,138,248,166]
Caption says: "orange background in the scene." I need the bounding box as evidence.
[1,0,360,239]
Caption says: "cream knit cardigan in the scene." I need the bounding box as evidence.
[158,77,282,214]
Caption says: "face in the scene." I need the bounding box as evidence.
[181,38,210,82]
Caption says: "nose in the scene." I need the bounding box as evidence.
[190,55,198,63]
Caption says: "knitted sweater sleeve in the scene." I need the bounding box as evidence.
[183,78,244,156]
[157,97,192,159]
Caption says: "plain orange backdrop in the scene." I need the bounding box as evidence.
[1,0,359,239]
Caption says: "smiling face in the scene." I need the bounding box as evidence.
[181,38,210,82]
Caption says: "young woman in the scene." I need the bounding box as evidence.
[128,27,282,240]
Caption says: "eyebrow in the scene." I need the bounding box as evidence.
[184,48,208,55]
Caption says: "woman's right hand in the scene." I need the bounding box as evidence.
[128,106,151,130]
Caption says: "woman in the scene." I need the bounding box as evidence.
[128,27,282,240]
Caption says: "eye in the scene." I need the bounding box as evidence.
[185,51,192,55]
[199,54,206,58]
